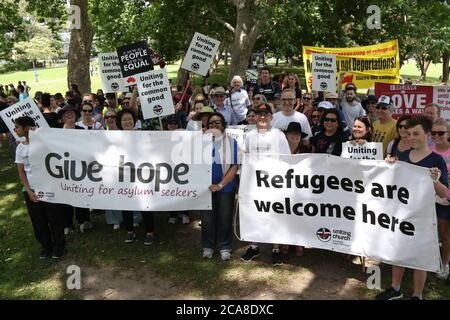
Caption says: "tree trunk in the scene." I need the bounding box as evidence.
[228,1,267,82]
[275,58,279,66]
[67,0,93,94]
[224,51,229,66]
[442,50,449,84]
[419,60,431,81]
[288,56,293,68]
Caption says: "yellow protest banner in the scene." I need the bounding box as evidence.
[302,40,400,92]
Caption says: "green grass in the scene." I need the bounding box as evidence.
[0,135,449,300]
[0,60,444,97]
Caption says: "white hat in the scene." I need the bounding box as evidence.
[318,101,334,110]
[377,95,393,106]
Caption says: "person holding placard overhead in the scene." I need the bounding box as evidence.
[378,115,448,300]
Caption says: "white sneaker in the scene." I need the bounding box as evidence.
[436,264,449,280]
[202,248,213,259]
[220,251,231,261]
[181,214,190,224]
[64,227,71,235]
[168,217,177,224]
[113,224,120,230]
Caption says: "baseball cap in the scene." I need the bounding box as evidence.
[317,101,334,110]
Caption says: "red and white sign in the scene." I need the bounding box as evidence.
[375,83,450,121]
[375,83,433,117]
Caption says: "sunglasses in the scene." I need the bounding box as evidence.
[82,109,93,113]
[83,100,93,103]
[431,131,447,136]
[303,97,312,100]
[397,124,407,129]
[324,118,337,122]
[208,120,222,125]
[105,115,116,119]
[312,115,321,119]
[376,105,389,110]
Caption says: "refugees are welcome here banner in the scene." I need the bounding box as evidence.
[239,154,440,272]
[29,129,212,211]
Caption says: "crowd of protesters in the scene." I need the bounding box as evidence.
[2,66,450,300]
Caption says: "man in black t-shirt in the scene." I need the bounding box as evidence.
[253,67,280,102]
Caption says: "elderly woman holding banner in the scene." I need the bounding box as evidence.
[201,112,239,261]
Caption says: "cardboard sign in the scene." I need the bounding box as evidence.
[181,32,220,76]
[0,97,49,140]
[375,83,434,117]
[433,86,450,121]
[98,52,127,93]
[341,142,383,160]
[117,41,154,87]
[312,53,336,92]
[135,68,174,119]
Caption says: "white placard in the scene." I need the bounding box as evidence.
[341,142,383,160]
[312,53,336,93]
[239,154,440,272]
[98,52,127,93]
[29,129,212,211]
[433,85,450,122]
[0,97,49,140]
[181,32,220,76]
[135,68,174,119]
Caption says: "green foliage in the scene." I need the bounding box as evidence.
[13,35,63,62]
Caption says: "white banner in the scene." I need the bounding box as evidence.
[181,32,220,76]
[341,142,383,160]
[239,154,440,272]
[29,129,212,211]
[312,53,336,93]
[98,52,127,93]
[0,97,49,140]
[136,68,174,119]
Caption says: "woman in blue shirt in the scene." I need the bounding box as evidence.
[202,112,239,261]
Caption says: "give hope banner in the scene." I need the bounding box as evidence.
[29,129,212,211]
[239,154,440,272]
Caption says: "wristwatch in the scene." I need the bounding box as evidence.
[218,183,224,189]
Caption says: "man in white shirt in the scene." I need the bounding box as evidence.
[242,103,290,267]
[271,89,312,145]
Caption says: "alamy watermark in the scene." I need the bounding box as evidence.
[66,265,81,290]
[366,5,381,29]
[67,5,81,30]
[366,265,381,290]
